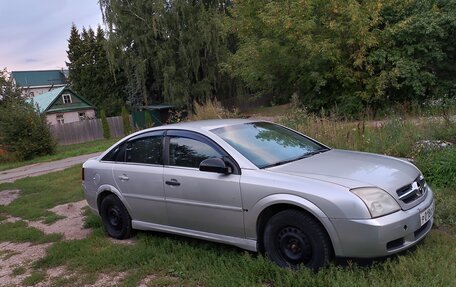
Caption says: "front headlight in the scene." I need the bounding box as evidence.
[351,187,400,218]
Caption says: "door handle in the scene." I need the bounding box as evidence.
[165,179,180,186]
[118,175,129,181]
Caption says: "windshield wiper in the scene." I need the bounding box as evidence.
[303,148,330,157]
[261,148,330,169]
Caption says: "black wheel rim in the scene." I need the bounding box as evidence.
[277,226,312,265]
[107,205,122,231]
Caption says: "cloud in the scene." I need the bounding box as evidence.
[25,58,40,63]
[0,0,102,71]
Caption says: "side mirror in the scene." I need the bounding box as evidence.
[199,157,230,174]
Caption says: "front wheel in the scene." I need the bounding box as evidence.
[263,210,332,271]
[100,194,133,239]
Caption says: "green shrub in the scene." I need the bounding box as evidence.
[415,146,456,189]
[121,105,132,135]
[144,111,153,128]
[0,101,56,161]
[100,109,110,139]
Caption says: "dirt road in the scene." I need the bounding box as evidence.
[0,153,100,184]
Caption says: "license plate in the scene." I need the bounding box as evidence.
[420,202,434,226]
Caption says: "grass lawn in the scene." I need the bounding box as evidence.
[0,116,455,286]
[0,162,454,286]
[0,138,119,172]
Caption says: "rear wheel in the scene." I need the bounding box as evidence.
[263,210,332,271]
[100,194,133,239]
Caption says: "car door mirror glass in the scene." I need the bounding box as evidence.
[199,158,230,174]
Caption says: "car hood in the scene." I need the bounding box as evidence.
[266,149,420,194]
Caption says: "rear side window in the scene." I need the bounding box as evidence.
[101,131,164,164]
[126,136,163,165]
[102,143,126,162]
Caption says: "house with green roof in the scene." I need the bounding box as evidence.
[11,70,67,98]
[28,86,96,125]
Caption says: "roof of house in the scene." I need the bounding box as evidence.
[28,86,95,113]
[11,70,67,87]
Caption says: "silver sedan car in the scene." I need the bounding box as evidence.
[82,119,434,270]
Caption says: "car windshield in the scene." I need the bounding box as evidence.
[211,122,328,168]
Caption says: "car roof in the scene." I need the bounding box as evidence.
[153,118,260,132]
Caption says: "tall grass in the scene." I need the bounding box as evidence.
[191,98,239,121]
[280,107,456,159]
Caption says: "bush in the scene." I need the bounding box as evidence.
[0,101,56,161]
[100,109,110,139]
[144,111,153,128]
[121,106,132,135]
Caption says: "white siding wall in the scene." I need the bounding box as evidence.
[46,109,96,125]
[22,85,66,97]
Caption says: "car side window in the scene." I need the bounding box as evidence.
[126,135,163,165]
[102,143,126,162]
[169,137,222,168]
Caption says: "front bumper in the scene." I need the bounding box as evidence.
[330,188,434,258]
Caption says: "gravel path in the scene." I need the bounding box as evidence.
[0,153,101,184]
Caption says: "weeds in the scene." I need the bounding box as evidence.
[12,266,26,276]
[22,271,46,286]
[280,109,456,159]
[191,98,238,120]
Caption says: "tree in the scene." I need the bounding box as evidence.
[121,105,132,135]
[0,68,22,106]
[66,24,127,116]
[66,24,84,97]
[0,69,56,160]
[226,0,456,116]
[100,0,241,111]
[100,109,111,139]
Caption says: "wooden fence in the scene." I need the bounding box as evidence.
[50,116,126,145]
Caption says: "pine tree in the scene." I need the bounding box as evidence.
[100,109,110,139]
[121,105,132,135]
[66,24,83,92]
[66,24,127,116]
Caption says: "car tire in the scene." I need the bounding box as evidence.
[263,209,332,271]
[100,194,133,239]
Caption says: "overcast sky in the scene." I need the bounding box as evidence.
[0,0,103,72]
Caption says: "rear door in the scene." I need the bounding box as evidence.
[111,131,167,224]
[163,130,244,238]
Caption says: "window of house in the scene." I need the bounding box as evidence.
[62,94,72,104]
[56,114,64,125]
[168,137,222,168]
[79,112,86,121]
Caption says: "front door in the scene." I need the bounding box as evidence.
[163,130,244,238]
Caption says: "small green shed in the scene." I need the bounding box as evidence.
[132,104,174,129]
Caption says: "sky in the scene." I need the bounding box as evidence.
[0,0,103,72]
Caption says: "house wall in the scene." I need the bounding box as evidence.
[22,85,66,97]
[46,109,96,125]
